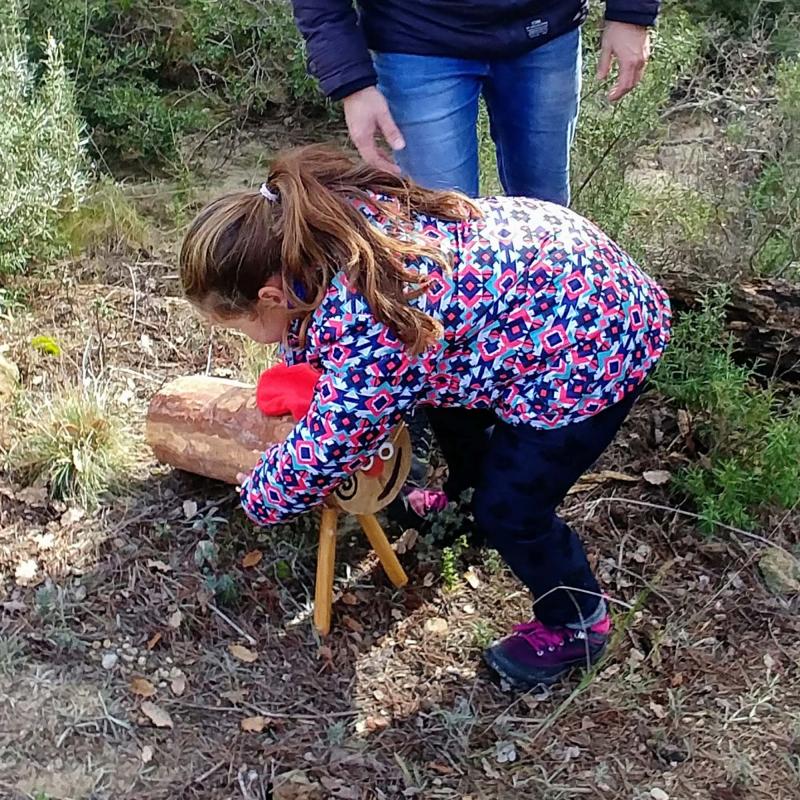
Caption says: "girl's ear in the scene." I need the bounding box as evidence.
[257,283,285,308]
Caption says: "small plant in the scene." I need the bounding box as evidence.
[471,619,495,650]
[8,384,137,508]
[440,533,469,591]
[0,631,26,675]
[204,572,239,606]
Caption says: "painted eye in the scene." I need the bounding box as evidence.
[378,442,394,461]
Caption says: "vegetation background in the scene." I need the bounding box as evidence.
[1,0,799,798]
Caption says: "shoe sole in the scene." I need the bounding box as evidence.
[483,644,607,692]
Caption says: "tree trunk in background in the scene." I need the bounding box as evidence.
[146,376,294,485]
[658,267,800,381]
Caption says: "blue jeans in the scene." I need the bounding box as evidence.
[374,28,581,205]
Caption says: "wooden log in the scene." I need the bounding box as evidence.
[658,267,800,381]
[145,375,294,485]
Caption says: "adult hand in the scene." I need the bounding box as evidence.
[343,86,406,173]
[597,21,651,103]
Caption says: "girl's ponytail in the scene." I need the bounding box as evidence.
[181,144,479,354]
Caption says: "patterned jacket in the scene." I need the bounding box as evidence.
[239,196,671,525]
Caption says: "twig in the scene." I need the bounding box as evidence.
[194,761,225,784]
[208,601,257,646]
[586,496,798,561]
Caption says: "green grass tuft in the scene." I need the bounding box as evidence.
[8,384,138,508]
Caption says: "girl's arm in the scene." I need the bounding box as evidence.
[239,313,431,526]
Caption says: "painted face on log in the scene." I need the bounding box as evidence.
[332,425,412,515]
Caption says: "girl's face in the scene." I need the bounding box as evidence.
[207,277,290,345]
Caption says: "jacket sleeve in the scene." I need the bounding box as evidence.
[290,0,377,100]
[605,0,660,26]
[239,313,431,526]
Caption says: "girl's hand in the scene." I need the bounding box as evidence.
[236,472,249,488]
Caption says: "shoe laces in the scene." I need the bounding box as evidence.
[511,619,573,653]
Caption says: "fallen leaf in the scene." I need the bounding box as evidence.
[171,674,186,696]
[341,592,359,606]
[221,689,248,703]
[423,572,435,587]
[643,470,671,486]
[365,714,390,731]
[428,762,454,775]
[141,745,154,764]
[167,610,183,629]
[424,617,448,635]
[182,499,198,519]
[464,567,481,589]
[649,701,667,719]
[395,528,419,555]
[140,701,173,729]
[146,559,172,573]
[60,507,85,526]
[240,715,267,732]
[342,616,364,634]
[241,550,263,568]
[146,632,162,650]
[228,643,258,663]
[130,676,156,698]
[677,409,692,439]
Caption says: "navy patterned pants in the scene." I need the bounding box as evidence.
[426,388,641,626]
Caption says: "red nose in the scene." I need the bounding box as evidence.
[364,461,384,477]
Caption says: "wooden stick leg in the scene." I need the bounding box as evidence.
[314,508,338,636]
[357,514,408,588]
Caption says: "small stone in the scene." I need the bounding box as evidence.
[73,585,87,602]
[103,639,112,649]
[91,641,102,650]
[759,548,800,596]
[101,652,118,670]
[650,789,669,800]
[137,656,146,667]
[121,654,135,664]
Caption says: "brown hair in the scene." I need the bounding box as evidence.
[179,144,480,354]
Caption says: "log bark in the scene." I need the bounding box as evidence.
[146,375,294,485]
[658,267,800,380]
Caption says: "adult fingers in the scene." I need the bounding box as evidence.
[608,57,645,102]
[377,105,406,152]
[596,41,613,82]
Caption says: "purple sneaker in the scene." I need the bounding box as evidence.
[484,614,611,690]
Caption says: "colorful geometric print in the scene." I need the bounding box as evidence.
[240,195,671,526]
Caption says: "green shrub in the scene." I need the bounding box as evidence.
[23,0,327,168]
[0,0,87,274]
[654,292,800,532]
[573,7,704,246]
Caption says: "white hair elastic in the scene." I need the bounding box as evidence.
[259,182,279,202]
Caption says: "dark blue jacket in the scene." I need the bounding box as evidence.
[291,1,661,100]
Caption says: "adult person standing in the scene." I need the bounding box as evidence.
[290,1,660,206]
